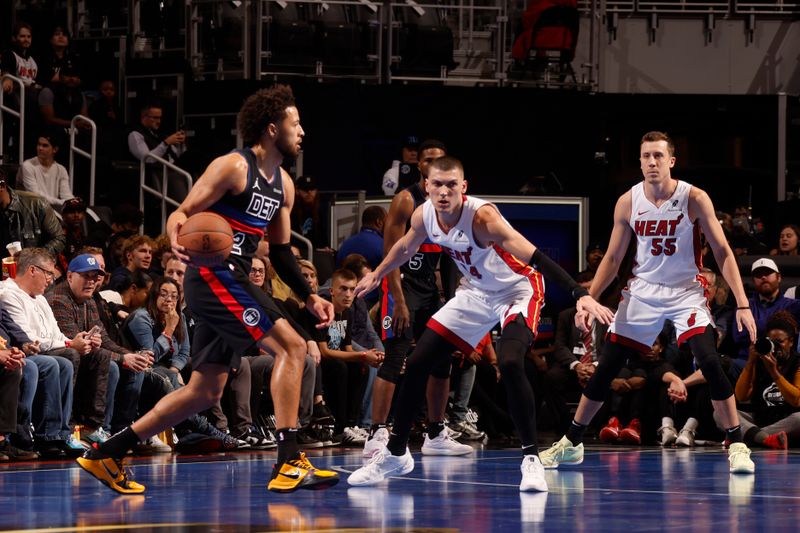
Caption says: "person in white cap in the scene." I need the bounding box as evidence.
[730,257,800,374]
[540,131,759,475]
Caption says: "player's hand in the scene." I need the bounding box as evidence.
[392,301,411,335]
[170,221,193,265]
[736,308,756,343]
[354,272,380,299]
[576,295,615,325]
[307,294,334,328]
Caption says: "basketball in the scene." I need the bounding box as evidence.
[177,212,234,267]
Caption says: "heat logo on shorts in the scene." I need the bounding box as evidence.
[242,307,261,326]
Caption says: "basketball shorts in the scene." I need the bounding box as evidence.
[427,276,544,354]
[379,278,442,345]
[608,275,713,352]
[184,263,285,369]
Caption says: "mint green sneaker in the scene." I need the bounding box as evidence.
[728,442,755,474]
[539,436,584,469]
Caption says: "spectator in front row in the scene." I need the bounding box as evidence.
[0,169,65,258]
[0,340,31,461]
[47,254,152,440]
[1,302,80,458]
[0,248,109,445]
[721,311,800,449]
[20,132,73,209]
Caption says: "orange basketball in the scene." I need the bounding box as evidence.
[177,212,234,267]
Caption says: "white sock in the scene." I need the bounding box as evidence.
[662,417,674,429]
[682,417,699,432]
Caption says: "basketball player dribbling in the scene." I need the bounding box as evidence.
[77,84,340,494]
[539,131,758,474]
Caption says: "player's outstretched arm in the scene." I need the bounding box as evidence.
[355,206,428,299]
[690,187,756,342]
[473,205,615,325]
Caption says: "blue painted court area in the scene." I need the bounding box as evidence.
[0,445,798,532]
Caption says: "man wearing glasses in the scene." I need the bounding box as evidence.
[48,253,153,444]
[0,249,108,444]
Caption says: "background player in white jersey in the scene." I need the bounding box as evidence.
[348,156,614,491]
[540,131,758,474]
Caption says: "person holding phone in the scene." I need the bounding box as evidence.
[46,254,152,443]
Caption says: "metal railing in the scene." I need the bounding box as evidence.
[0,74,25,163]
[69,115,98,205]
[139,152,194,233]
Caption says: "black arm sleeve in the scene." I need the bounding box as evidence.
[269,243,312,302]
[529,249,589,300]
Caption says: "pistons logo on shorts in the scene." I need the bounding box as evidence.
[242,308,261,327]
[382,316,392,330]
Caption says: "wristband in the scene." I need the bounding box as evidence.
[737,306,750,310]
[65,339,70,348]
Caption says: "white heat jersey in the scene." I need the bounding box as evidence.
[422,195,542,292]
[630,180,701,286]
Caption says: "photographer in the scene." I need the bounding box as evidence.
[720,310,800,449]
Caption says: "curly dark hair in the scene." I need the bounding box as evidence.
[766,310,798,340]
[237,84,296,147]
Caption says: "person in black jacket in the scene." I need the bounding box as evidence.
[723,310,800,449]
[0,170,65,259]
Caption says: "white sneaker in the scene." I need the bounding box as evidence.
[136,434,172,454]
[340,426,367,446]
[421,428,473,456]
[348,446,415,486]
[657,425,678,447]
[676,428,695,447]
[520,455,548,492]
[362,427,390,458]
[728,442,755,474]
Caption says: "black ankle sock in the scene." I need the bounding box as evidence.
[276,428,299,464]
[566,421,587,446]
[743,426,760,444]
[427,421,445,439]
[369,424,387,438]
[726,425,743,444]
[387,432,406,456]
[98,427,140,459]
[522,443,539,457]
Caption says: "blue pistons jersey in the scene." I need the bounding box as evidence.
[206,148,284,272]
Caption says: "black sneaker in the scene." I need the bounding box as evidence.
[235,425,276,450]
[0,439,40,461]
[297,427,323,449]
[311,403,335,425]
[34,440,67,459]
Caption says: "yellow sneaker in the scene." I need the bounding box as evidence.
[76,449,145,494]
[268,451,340,493]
